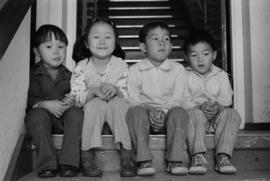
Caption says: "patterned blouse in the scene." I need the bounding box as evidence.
[70,55,128,107]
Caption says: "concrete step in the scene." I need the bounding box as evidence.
[31,131,270,172]
[19,170,270,181]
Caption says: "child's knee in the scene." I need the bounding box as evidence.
[25,108,51,132]
[222,108,241,126]
[167,107,189,127]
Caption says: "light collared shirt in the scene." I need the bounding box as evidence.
[184,65,233,109]
[70,56,128,107]
[127,58,187,112]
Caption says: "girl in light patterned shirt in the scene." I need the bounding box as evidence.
[70,18,135,177]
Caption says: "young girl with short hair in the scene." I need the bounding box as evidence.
[71,18,135,177]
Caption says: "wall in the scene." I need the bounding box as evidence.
[0,10,30,180]
[249,0,270,122]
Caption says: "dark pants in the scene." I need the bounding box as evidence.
[25,107,83,172]
[126,106,189,162]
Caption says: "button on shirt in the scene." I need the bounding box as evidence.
[127,59,187,112]
[184,65,233,109]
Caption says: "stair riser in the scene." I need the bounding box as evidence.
[32,149,270,172]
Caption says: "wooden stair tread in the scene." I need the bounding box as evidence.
[31,130,270,150]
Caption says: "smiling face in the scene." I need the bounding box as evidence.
[187,42,217,76]
[34,33,66,69]
[140,27,172,66]
[87,22,116,60]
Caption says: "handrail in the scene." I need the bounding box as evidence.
[0,0,34,61]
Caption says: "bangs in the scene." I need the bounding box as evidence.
[33,25,68,47]
[40,31,68,45]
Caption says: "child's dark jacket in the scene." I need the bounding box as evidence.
[26,62,71,112]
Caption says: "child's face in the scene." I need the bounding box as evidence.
[140,27,172,65]
[87,22,116,60]
[187,42,217,76]
[34,34,66,69]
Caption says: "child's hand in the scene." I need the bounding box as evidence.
[62,93,75,108]
[149,108,166,132]
[100,83,117,101]
[93,87,106,100]
[39,100,66,118]
[200,101,219,120]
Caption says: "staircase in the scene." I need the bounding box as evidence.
[20,131,270,180]
[96,0,192,64]
[17,0,270,180]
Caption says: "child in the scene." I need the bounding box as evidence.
[25,25,83,178]
[71,18,135,177]
[183,29,241,175]
[126,22,189,176]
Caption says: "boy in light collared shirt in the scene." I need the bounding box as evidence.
[126,22,189,176]
[183,29,241,175]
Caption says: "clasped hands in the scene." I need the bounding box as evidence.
[95,83,118,102]
[148,107,166,132]
[200,99,220,121]
[38,93,75,118]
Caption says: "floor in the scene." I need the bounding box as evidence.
[20,170,270,181]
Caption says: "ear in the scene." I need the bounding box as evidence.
[33,47,40,57]
[212,50,217,62]
[139,43,147,54]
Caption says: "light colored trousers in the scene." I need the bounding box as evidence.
[187,108,241,157]
[81,97,132,151]
[126,106,189,162]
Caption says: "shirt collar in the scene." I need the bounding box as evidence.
[138,58,173,71]
[34,62,71,80]
[186,65,223,78]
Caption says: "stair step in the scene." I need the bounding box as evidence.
[33,131,270,151]
[109,0,169,2]
[117,28,191,38]
[119,34,179,38]
[96,1,185,9]
[122,45,181,51]
[20,168,270,181]
[98,10,188,18]
[111,19,191,28]
[108,6,171,10]
[30,131,270,172]
[109,15,173,19]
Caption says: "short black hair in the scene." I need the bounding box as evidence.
[72,17,125,62]
[139,21,171,43]
[183,29,216,54]
[33,24,68,47]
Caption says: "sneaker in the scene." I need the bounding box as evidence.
[189,153,208,175]
[120,158,136,177]
[137,161,156,176]
[215,154,237,174]
[166,161,188,175]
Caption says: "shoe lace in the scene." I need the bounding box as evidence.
[218,155,233,168]
[192,154,208,167]
[138,161,152,169]
[168,161,183,169]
